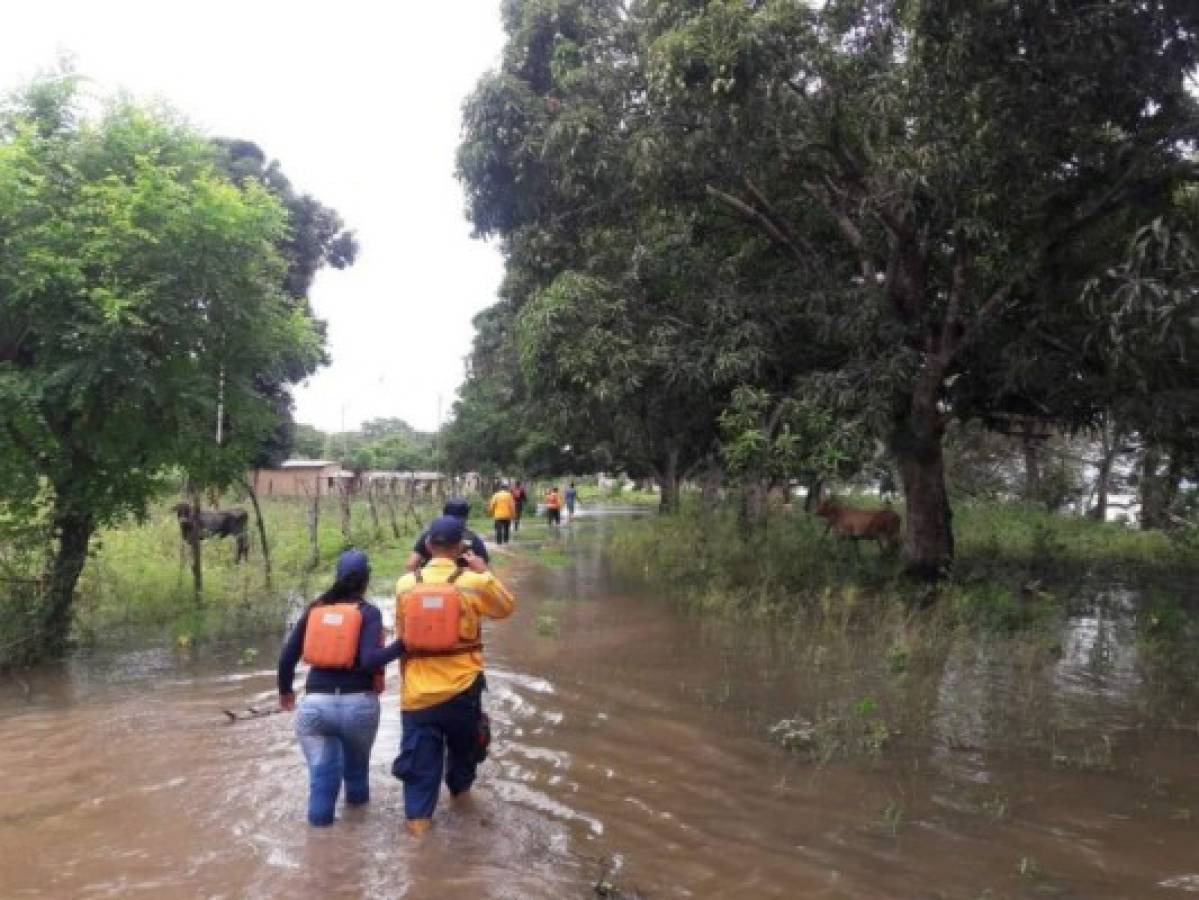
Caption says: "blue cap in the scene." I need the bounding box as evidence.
[427,515,465,546]
[443,498,470,519]
[335,549,370,580]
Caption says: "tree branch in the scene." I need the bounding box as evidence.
[741,178,816,258]
[938,239,970,364]
[801,180,877,282]
[705,184,809,270]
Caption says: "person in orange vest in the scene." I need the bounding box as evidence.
[487,482,516,545]
[392,516,515,836]
[544,486,562,528]
[277,550,404,826]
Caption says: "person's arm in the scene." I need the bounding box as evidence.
[277,610,309,709]
[467,569,516,621]
[357,604,404,670]
[406,532,429,573]
[471,533,491,563]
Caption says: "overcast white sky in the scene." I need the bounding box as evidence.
[0,1,506,434]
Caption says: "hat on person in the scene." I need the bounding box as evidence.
[336,548,370,580]
[443,497,471,519]
[427,515,465,546]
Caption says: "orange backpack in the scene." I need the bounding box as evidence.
[400,568,483,657]
[302,601,363,668]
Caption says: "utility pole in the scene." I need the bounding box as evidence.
[435,394,445,499]
[340,403,349,461]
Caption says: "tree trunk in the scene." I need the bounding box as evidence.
[1164,452,1183,521]
[893,376,954,579]
[1022,431,1042,504]
[240,478,272,590]
[1089,420,1118,521]
[188,485,203,603]
[738,477,770,526]
[803,476,825,512]
[699,460,723,509]
[1139,444,1168,530]
[42,508,94,657]
[657,446,681,514]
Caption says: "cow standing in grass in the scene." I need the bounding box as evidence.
[172,503,250,563]
[815,498,901,554]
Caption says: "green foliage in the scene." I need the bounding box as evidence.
[719,386,873,489]
[455,0,1199,572]
[0,69,349,654]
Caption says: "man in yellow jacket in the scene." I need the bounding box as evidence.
[392,516,515,836]
[487,482,516,545]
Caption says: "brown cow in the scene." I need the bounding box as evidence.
[814,498,901,553]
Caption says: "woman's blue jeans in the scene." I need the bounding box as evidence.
[295,692,381,826]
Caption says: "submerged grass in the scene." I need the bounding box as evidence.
[608,498,1199,633]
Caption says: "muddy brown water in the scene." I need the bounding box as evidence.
[2,510,1198,899]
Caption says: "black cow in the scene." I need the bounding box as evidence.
[173,503,250,563]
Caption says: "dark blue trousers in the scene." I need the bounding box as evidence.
[392,678,484,820]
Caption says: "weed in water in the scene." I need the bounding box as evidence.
[885,641,910,674]
[1018,856,1043,878]
[769,697,894,763]
[879,800,904,837]
[535,613,560,637]
[980,793,1009,822]
[853,695,879,717]
[1050,732,1115,772]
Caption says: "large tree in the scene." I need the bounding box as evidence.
[643,0,1199,573]
[0,73,330,652]
[455,0,807,507]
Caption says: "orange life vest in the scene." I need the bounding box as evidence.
[399,568,483,658]
[301,600,387,692]
[302,601,363,668]
[545,492,561,509]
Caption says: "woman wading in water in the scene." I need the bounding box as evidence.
[278,550,405,826]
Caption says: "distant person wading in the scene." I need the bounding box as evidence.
[544,486,562,528]
[488,483,516,545]
[406,498,490,573]
[277,550,405,826]
[511,481,528,533]
[392,516,515,836]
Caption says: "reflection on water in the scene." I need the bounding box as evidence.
[1,512,1197,899]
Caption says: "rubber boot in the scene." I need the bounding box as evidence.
[406,818,432,838]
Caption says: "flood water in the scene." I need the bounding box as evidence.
[2,510,1198,898]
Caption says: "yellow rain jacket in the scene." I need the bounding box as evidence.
[488,489,516,520]
[395,558,515,710]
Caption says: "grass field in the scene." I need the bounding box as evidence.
[67,494,443,647]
